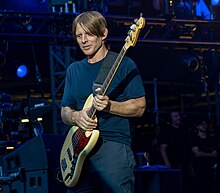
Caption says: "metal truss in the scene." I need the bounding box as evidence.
[1,11,220,132]
[215,73,220,127]
[1,11,220,47]
[49,45,72,133]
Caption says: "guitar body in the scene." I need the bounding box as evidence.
[60,94,100,187]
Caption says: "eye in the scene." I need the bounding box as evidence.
[76,34,82,39]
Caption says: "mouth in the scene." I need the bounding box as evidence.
[82,45,91,51]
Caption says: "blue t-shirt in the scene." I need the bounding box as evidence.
[61,51,145,146]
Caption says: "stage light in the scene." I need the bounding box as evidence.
[6,146,15,150]
[16,64,28,78]
[21,117,42,123]
[184,56,200,72]
[212,0,220,6]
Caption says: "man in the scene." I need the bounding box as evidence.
[158,111,191,193]
[61,11,146,193]
[159,111,187,168]
[190,119,218,193]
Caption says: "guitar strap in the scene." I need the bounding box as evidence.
[92,51,118,95]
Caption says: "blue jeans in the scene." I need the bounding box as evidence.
[68,139,136,193]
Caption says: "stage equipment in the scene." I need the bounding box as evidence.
[0,167,26,184]
[0,134,66,193]
[24,97,51,121]
[135,166,182,193]
[175,52,201,72]
[0,167,26,193]
[0,100,22,124]
[50,0,69,5]
[0,95,51,123]
[49,0,108,14]
[184,55,200,72]
[0,94,51,143]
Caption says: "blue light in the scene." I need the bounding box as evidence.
[212,0,220,6]
[16,64,28,78]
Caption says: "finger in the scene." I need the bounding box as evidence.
[95,87,101,92]
[80,121,96,131]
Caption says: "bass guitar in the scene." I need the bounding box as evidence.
[60,14,145,188]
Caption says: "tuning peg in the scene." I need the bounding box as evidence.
[127,29,131,35]
[130,24,136,31]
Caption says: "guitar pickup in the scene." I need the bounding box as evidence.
[61,158,67,171]
[67,148,72,161]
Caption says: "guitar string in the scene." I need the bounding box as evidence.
[63,128,83,163]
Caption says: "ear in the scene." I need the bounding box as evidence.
[102,28,108,40]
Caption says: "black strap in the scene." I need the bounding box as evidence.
[93,51,118,94]
[96,51,118,84]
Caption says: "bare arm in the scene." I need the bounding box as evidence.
[61,91,146,131]
[93,90,146,117]
[192,146,218,158]
[107,96,146,117]
[160,144,171,167]
[61,106,97,131]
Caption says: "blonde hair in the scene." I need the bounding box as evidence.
[72,11,107,39]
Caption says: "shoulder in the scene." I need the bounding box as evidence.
[159,125,171,137]
[120,56,137,75]
[66,58,87,74]
[108,51,136,67]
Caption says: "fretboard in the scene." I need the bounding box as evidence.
[87,47,127,119]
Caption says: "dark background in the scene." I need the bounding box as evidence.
[0,0,220,140]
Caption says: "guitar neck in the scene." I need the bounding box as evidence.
[101,48,127,96]
[86,15,145,120]
[87,47,127,119]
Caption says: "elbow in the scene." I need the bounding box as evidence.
[61,106,72,125]
[193,151,202,157]
[194,153,200,158]
[137,106,146,117]
[61,108,67,124]
[61,115,68,125]
[137,97,146,117]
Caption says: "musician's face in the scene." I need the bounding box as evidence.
[170,112,181,126]
[75,23,105,57]
[197,121,208,132]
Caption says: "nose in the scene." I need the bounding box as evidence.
[82,34,88,43]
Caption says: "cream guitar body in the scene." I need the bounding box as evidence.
[60,94,99,187]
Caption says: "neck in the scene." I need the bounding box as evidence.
[88,45,108,63]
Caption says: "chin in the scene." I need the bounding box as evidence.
[83,50,93,56]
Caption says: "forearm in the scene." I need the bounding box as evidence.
[195,150,218,158]
[61,106,78,125]
[61,106,97,131]
[107,96,146,117]
[160,145,171,167]
[162,154,171,167]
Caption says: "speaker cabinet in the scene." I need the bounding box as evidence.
[1,134,66,193]
[135,167,182,193]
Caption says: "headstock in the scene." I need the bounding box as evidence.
[124,14,145,50]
